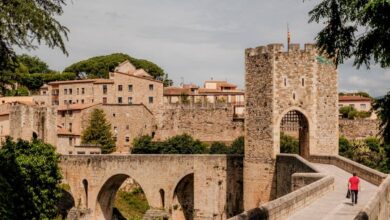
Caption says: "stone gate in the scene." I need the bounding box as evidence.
[243,43,339,209]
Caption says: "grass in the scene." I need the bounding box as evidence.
[114,187,149,220]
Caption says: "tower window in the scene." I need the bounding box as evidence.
[301,78,305,87]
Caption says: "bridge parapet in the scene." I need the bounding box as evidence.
[229,154,334,220]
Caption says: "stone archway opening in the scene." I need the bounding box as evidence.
[96,174,149,220]
[172,173,194,220]
[279,110,310,158]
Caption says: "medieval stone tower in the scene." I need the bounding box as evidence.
[244,43,339,209]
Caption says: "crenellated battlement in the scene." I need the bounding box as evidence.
[245,43,317,57]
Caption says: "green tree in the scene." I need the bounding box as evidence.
[339,106,358,119]
[19,72,76,92]
[17,54,51,73]
[82,109,116,154]
[209,142,229,154]
[131,135,160,154]
[161,134,207,154]
[308,0,390,68]
[0,138,63,219]
[230,136,244,154]
[280,133,299,154]
[0,0,68,95]
[63,53,171,85]
[374,92,390,145]
[5,86,29,96]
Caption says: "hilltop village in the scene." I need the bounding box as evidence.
[0,59,378,156]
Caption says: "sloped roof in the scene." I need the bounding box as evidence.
[164,87,192,96]
[339,95,372,102]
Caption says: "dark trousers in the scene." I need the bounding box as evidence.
[351,190,358,204]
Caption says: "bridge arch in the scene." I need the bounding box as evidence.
[276,107,313,158]
[95,174,150,220]
[172,173,194,220]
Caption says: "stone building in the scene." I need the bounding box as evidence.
[244,43,339,208]
[42,60,163,113]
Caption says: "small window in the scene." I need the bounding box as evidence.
[118,97,123,104]
[68,110,73,117]
[77,151,86,155]
[69,99,72,104]
[360,104,366,109]
[128,85,133,92]
[69,137,73,146]
[293,93,296,100]
[69,89,72,95]
[284,78,287,87]
[69,151,73,154]
[64,100,67,105]
[81,99,84,104]
[77,88,79,95]
[82,88,85,94]
[64,89,68,95]
[103,85,108,94]
[126,125,129,130]
[149,97,154,104]
[339,104,343,107]
[125,136,130,142]
[349,104,355,107]
[61,112,65,117]
[113,113,116,117]
[69,123,72,132]
[128,97,133,104]
[301,78,305,87]
[103,97,107,104]
[149,84,154,91]
[118,85,123,91]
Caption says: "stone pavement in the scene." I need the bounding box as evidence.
[287,163,378,220]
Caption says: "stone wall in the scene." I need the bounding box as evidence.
[228,154,334,220]
[243,43,338,209]
[355,175,390,220]
[275,154,317,198]
[9,104,57,146]
[339,118,379,140]
[154,105,244,143]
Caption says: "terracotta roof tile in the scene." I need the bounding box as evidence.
[339,95,372,102]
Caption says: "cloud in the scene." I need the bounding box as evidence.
[15,0,389,96]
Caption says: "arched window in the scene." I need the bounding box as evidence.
[82,179,88,208]
[159,189,165,208]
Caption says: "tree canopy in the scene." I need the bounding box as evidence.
[374,92,390,145]
[17,54,52,74]
[63,53,173,86]
[132,134,244,154]
[0,0,68,68]
[82,109,116,154]
[0,138,63,219]
[308,0,390,68]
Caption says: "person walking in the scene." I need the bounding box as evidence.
[348,173,360,205]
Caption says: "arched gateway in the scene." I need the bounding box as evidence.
[244,43,339,209]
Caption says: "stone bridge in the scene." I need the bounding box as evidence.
[60,155,243,220]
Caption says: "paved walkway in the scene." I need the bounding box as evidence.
[287,163,378,220]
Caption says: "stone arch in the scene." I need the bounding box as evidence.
[276,107,312,158]
[95,174,149,220]
[58,189,75,219]
[172,173,194,220]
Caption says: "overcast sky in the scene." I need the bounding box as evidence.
[18,0,389,97]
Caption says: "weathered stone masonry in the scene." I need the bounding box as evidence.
[244,43,339,209]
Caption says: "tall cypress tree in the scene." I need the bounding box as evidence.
[82,109,116,154]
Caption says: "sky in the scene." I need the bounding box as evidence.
[17,0,390,97]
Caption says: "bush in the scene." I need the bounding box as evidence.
[339,136,388,173]
[340,106,358,119]
[131,135,159,154]
[0,138,63,219]
[230,136,244,154]
[209,142,229,154]
[280,133,299,154]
